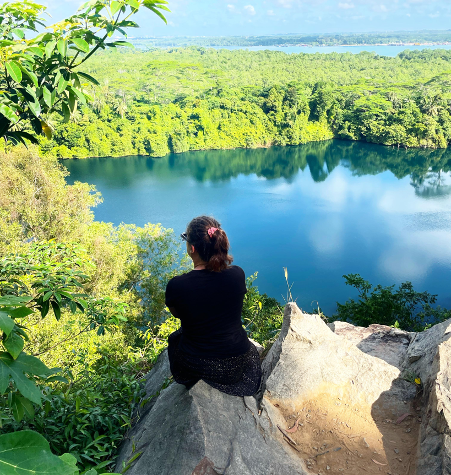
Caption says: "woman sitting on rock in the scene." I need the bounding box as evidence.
[165,215,262,396]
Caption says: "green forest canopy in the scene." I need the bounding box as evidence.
[39,47,451,159]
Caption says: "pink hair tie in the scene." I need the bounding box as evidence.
[207,227,218,237]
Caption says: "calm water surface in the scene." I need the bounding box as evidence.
[64,140,451,315]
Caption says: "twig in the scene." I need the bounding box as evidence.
[336,429,362,439]
[405,458,412,475]
[313,447,341,459]
[32,323,91,356]
[339,438,359,457]
[277,425,297,445]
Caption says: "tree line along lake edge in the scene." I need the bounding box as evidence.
[35,47,451,161]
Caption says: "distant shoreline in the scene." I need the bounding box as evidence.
[272,43,451,48]
[129,39,451,49]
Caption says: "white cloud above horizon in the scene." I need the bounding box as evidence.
[244,4,256,15]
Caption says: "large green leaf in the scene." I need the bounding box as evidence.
[68,89,77,112]
[10,394,24,422]
[22,68,38,87]
[71,37,89,53]
[0,352,52,404]
[7,131,39,145]
[0,312,15,336]
[57,75,69,94]
[70,86,86,105]
[25,46,44,58]
[3,332,24,359]
[5,61,22,83]
[42,86,52,108]
[0,104,18,124]
[27,100,41,118]
[45,40,57,58]
[77,71,100,86]
[12,28,25,39]
[110,40,134,48]
[18,396,35,420]
[57,39,67,57]
[0,296,31,306]
[9,307,33,319]
[0,431,75,475]
[111,0,121,15]
[50,300,61,320]
[128,0,140,9]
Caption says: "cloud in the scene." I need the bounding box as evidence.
[227,4,235,11]
[372,3,388,12]
[277,0,293,8]
[244,4,256,15]
[429,11,440,17]
[338,2,355,9]
[267,9,275,15]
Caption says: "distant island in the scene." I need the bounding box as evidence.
[127,30,451,48]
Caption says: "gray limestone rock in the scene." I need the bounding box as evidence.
[115,343,305,475]
[115,303,451,475]
[406,319,451,385]
[262,303,416,412]
[329,321,414,369]
[415,338,451,475]
[115,380,306,475]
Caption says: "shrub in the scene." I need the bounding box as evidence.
[242,273,284,348]
[2,360,144,472]
[332,273,451,331]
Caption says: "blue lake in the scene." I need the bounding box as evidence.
[64,140,451,316]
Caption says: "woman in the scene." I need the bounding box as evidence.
[165,216,261,396]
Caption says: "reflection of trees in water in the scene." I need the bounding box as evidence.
[64,139,451,199]
[179,141,451,200]
[411,170,451,199]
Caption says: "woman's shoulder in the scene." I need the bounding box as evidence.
[226,265,245,276]
[166,270,194,288]
[223,265,246,282]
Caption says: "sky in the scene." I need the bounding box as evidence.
[34,0,451,37]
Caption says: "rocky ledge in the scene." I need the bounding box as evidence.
[115,303,451,475]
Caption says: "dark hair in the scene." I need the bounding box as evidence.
[186,216,233,272]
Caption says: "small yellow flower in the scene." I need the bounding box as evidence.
[414,377,421,385]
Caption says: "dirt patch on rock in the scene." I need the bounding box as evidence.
[278,392,420,475]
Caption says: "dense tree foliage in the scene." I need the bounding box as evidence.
[0,147,275,472]
[0,0,169,146]
[332,274,451,331]
[38,47,451,158]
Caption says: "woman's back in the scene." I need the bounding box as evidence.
[165,266,249,358]
[165,215,261,396]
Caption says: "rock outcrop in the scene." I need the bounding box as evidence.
[116,303,451,475]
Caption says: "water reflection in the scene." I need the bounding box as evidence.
[66,140,451,198]
[64,140,451,314]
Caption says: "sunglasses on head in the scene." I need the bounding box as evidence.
[180,232,189,242]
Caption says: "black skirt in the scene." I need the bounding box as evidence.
[167,329,262,397]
